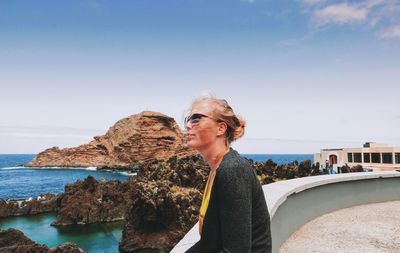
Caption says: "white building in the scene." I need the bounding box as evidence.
[314,142,400,172]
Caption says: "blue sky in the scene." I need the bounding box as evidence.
[1,0,399,153]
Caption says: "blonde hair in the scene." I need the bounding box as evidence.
[188,95,246,145]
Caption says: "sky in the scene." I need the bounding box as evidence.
[0,0,399,154]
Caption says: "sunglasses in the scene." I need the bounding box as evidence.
[185,113,210,125]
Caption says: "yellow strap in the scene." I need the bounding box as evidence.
[199,169,216,235]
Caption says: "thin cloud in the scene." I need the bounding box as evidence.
[379,24,400,38]
[302,0,324,5]
[302,0,400,39]
[0,126,105,153]
[0,126,103,140]
[312,3,369,27]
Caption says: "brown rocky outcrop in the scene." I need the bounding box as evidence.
[52,176,132,226]
[0,193,59,218]
[119,155,209,252]
[45,153,208,251]
[246,158,323,184]
[26,111,195,169]
[0,228,85,253]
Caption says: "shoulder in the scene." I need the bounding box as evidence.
[216,148,253,183]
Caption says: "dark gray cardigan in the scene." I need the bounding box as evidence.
[186,148,272,253]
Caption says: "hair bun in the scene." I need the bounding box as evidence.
[233,115,246,141]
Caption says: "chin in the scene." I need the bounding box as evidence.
[186,140,199,150]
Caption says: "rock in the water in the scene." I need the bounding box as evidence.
[0,228,48,252]
[52,176,131,226]
[0,228,85,253]
[0,193,59,218]
[26,111,195,169]
[51,243,86,253]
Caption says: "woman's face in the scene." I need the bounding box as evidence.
[185,102,225,151]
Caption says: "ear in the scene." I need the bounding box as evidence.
[216,122,227,137]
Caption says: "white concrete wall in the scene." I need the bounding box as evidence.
[171,172,400,253]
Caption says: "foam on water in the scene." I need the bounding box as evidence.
[0,166,26,170]
[119,171,137,176]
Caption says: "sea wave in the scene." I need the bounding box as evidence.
[0,166,26,170]
[119,171,137,177]
[27,166,98,171]
[82,167,97,171]
[0,166,137,176]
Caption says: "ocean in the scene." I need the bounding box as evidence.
[0,154,129,200]
[0,153,312,252]
[243,154,313,164]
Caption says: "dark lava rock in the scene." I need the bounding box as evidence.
[119,179,202,252]
[51,243,86,253]
[52,176,131,226]
[0,228,49,252]
[119,155,208,252]
[0,228,85,253]
[137,154,209,190]
[0,193,59,218]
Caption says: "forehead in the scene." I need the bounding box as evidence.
[189,100,215,116]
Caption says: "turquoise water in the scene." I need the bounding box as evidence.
[0,213,123,252]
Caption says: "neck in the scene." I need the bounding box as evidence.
[199,141,230,171]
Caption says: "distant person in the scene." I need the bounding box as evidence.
[325,160,329,174]
[184,96,271,253]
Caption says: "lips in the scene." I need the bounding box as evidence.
[186,133,195,140]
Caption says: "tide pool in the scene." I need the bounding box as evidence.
[0,213,123,252]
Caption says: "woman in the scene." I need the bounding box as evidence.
[184,96,272,253]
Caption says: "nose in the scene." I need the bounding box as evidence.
[185,121,192,130]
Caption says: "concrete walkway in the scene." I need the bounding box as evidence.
[279,200,400,253]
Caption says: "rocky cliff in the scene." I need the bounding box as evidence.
[119,155,209,252]
[25,111,195,169]
[52,176,133,226]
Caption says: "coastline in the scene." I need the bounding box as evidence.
[1,152,320,252]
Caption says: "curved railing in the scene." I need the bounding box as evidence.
[171,172,400,253]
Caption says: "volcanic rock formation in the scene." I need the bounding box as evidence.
[52,176,132,226]
[0,193,59,218]
[119,155,209,252]
[52,155,209,231]
[247,159,323,184]
[0,228,85,252]
[26,111,195,169]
